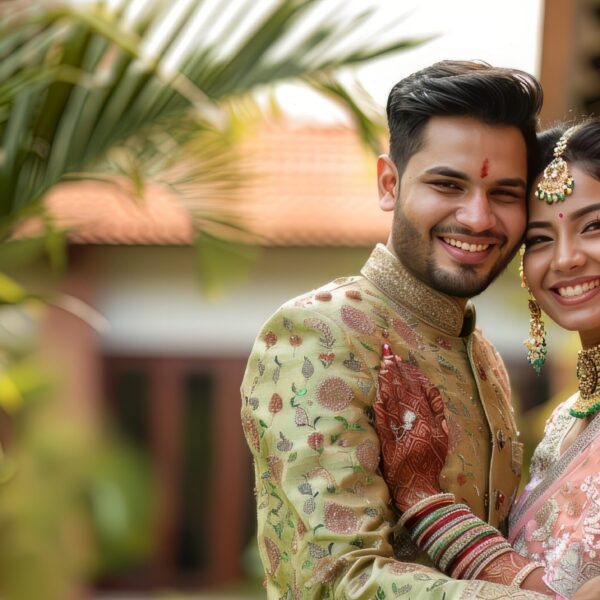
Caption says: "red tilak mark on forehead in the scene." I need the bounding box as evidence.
[480,159,490,179]
[559,212,564,219]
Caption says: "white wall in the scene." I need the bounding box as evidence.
[94,246,371,357]
[91,245,568,360]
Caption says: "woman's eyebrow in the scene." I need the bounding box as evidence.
[527,203,600,231]
[526,220,551,231]
[570,202,600,220]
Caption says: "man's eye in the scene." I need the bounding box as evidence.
[492,189,523,201]
[431,181,460,190]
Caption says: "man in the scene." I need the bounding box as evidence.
[240,61,548,599]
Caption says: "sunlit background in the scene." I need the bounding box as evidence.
[0,0,596,597]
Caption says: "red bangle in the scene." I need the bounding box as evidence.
[446,531,498,574]
[418,508,471,547]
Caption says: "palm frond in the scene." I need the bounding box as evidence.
[0,0,427,248]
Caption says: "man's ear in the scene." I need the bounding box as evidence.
[377,155,399,212]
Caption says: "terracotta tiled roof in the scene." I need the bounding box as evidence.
[238,122,391,246]
[32,121,391,247]
[32,181,196,245]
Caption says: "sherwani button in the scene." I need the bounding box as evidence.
[496,429,506,449]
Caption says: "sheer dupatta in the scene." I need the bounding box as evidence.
[508,397,600,597]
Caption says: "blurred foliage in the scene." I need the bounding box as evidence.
[86,434,154,576]
[0,404,94,600]
[0,390,154,599]
[0,0,426,293]
[0,0,428,595]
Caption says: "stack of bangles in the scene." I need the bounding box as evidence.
[398,493,553,590]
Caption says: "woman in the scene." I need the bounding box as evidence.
[508,119,600,597]
[374,119,600,599]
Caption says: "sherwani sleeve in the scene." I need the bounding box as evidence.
[241,305,549,599]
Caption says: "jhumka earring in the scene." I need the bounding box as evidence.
[519,245,547,374]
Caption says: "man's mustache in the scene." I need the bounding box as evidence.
[431,226,507,246]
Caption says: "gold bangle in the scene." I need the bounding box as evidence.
[398,493,456,529]
[511,561,544,588]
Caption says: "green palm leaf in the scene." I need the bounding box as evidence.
[0,0,428,292]
[0,0,425,219]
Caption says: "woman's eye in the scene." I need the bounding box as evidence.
[583,219,600,233]
[525,235,552,248]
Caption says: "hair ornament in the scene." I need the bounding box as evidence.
[535,126,577,204]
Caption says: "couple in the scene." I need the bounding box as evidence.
[240,60,600,599]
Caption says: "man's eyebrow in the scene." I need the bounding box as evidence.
[423,168,526,189]
[424,167,469,179]
[496,177,526,189]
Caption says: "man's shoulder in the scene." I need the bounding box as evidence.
[472,326,501,354]
[277,274,388,318]
[471,325,510,385]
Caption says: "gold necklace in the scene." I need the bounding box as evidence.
[571,345,600,418]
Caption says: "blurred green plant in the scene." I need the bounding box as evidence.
[0,0,426,292]
[0,0,428,595]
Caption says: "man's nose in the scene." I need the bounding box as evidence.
[455,191,497,233]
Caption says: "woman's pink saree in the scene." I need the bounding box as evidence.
[509,395,600,597]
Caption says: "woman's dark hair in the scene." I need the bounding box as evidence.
[534,119,600,182]
[386,60,543,184]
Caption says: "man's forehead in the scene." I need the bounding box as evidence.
[415,120,527,169]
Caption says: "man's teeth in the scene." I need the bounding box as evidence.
[443,238,490,253]
[557,279,600,297]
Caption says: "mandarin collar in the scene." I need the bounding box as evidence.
[361,244,476,337]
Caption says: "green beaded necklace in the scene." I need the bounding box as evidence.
[571,345,600,419]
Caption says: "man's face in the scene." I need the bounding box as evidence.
[378,116,528,298]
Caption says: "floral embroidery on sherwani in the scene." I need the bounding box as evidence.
[242,244,546,599]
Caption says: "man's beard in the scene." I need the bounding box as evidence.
[391,209,518,299]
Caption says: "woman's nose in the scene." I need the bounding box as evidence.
[551,236,586,272]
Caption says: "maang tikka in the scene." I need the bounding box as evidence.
[535,126,576,204]
[519,245,547,374]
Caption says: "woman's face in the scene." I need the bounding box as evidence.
[524,164,600,347]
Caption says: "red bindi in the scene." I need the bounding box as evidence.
[480,158,489,178]
[559,212,564,219]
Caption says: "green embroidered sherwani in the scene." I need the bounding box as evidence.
[241,245,548,599]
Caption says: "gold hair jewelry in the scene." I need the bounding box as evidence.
[520,246,547,374]
[571,345,600,418]
[535,126,576,204]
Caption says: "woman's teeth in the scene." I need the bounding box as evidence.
[557,279,600,297]
[443,238,490,253]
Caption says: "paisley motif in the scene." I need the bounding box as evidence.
[316,377,354,412]
[324,501,359,534]
[340,304,376,335]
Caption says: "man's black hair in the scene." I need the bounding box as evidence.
[386,60,543,187]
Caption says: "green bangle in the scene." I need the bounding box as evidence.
[430,518,481,563]
[438,526,494,572]
[411,504,457,539]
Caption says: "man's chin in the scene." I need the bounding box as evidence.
[428,265,494,299]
